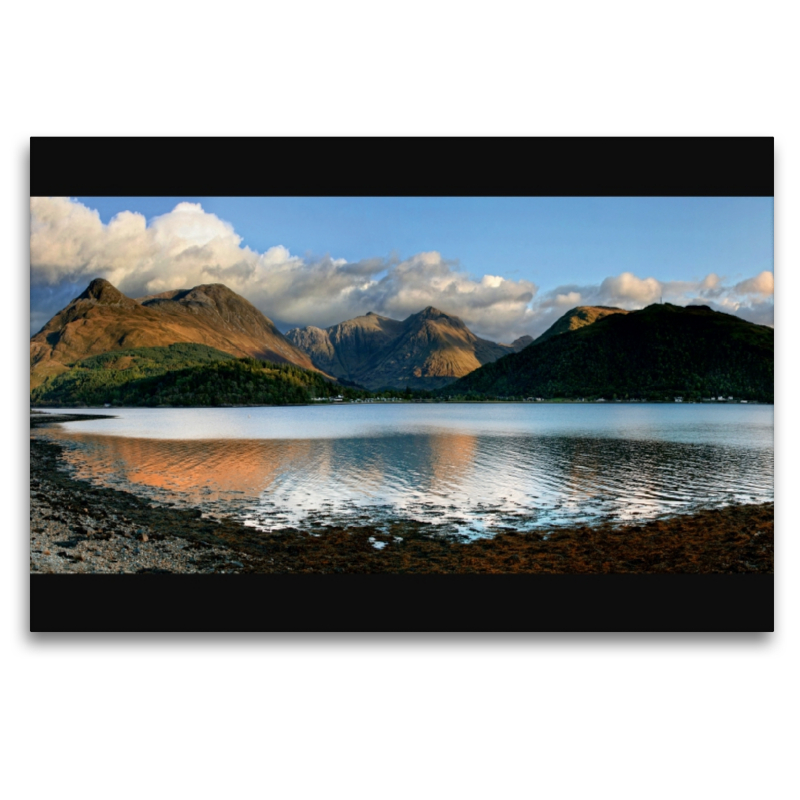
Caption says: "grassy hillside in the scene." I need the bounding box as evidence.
[30,343,351,407]
[439,304,773,402]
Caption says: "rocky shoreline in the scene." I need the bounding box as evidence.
[30,413,252,574]
[30,412,774,574]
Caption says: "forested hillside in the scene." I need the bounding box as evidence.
[30,343,354,407]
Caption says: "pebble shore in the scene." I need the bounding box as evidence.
[30,413,255,574]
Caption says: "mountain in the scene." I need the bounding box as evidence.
[534,306,629,343]
[286,312,405,379]
[286,307,522,390]
[508,335,534,350]
[438,303,774,401]
[30,279,323,388]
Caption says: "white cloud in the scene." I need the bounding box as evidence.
[734,270,774,297]
[554,291,582,307]
[599,272,662,305]
[29,198,540,341]
[29,198,774,342]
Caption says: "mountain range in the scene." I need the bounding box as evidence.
[30,279,322,389]
[29,279,774,404]
[286,308,532,390]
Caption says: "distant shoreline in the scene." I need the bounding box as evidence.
[31,398,774,411]
[30,412,773,574]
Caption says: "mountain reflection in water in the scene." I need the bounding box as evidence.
[43,407,773,538]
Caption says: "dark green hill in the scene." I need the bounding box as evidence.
[30,343,351,407]
[438,303,773,401]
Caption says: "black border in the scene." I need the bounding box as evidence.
[30,136,773,197]
[31,574,773,632]
[29,137,775,633]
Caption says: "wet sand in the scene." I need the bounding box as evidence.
[30,412,773,574]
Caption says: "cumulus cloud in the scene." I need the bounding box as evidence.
[599,272,662,305]
[30,198,773,342]
[29,198,540,341]
[734,270,774,297]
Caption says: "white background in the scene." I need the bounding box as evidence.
[3,2,797,799]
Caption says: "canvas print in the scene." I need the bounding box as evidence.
[29,196,774,581]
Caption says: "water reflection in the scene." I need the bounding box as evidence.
[45,423,774,538]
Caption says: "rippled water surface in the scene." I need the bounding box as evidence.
[35,404,774,537]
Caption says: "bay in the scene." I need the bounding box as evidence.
[33,403,774,538]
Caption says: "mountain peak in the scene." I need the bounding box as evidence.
[192,283,236,296]
[536,305,629,343]
[412,306,456,324]
[511,335,534,351]
[411,306,471,332]
[178,284,242,304]
[78,278,129,305]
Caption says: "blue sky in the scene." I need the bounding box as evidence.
[73,196,774,289]
[30,196,774,342]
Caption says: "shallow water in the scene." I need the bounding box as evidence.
[34,403,774,538]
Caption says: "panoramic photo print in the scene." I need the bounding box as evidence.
[30,195,774,577]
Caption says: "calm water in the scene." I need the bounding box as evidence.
[33,403,774,538]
